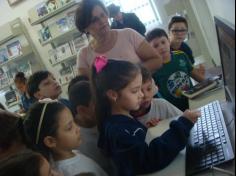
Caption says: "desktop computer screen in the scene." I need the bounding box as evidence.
[215,16,235,108]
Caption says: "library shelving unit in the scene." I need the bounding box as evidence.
[0,18,45,111]
[28,0,87,87]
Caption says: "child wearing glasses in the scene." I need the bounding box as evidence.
[146,28,205,111]
[23,99,108,176]
[168,16,195,65]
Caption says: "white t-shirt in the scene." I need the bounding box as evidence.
[78,127,116,175]
[77,28,144,69]
[136,98,183,126]
[54,151,108,176]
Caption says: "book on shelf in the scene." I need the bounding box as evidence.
[46,0,59,13]
[58,63,74,85]
[0,68,9,89]
[66,10,76,29]
[39,26,52,42]
[48,49,58,64]
[58,0,71,6]
[4,90,18,107]
[18,62,32,77]
[36,2,49,17]
[56,43,73,61]
[56,17,70,33]
[6,40,22,58]
[72,36,86,53]
[0,48,9,64]
[71,64,77,76]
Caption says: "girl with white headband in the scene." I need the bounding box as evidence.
[23,99,107,176]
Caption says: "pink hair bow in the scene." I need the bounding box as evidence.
[94,56,108,73]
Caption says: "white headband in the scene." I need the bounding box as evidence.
[36,98,58,144]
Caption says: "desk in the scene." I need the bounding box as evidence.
[143,87,235,176]
[144,118,186,176]
[189,87,225,110]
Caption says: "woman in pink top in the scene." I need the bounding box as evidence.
[75,0,162,76]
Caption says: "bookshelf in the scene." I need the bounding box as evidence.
[0,18,45,110]
[28,0,87,87]
[28,0,77,25]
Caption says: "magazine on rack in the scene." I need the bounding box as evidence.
[56,43,73,61]
[0,48,8,64]
[36,2,49,17]
[46,0,59,12]
[58,0,71,6]
[72,37,86,53]
[66,10,76,29]
[39,26,52,42]
[6,40,22,58]
[55,17,70,33]
[48,49,58,64]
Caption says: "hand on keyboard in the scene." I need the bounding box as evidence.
[183,110,201,123]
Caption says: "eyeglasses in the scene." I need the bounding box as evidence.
[171,29,188,34]
[90,13,107,24]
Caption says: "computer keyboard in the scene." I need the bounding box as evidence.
[186,101,234,176]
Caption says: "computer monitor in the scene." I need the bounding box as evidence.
[215,16,235,109]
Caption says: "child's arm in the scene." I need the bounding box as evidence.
[191,67,205,82]
[109,111,199,174]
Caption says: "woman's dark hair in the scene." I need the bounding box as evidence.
[27,70,51,98]
[91,59,140,131]
[146,28,169,42]
[23,102,66,159]
[14,72,27,84]
[75,0,108,34]
[168,16,188,31]
[0,150,43,176]
[0,110,23,150]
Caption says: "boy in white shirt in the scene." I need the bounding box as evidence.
[131,66,183,128]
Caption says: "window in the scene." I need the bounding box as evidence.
[103,0,161,31]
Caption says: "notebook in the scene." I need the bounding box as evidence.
[182,78,218,99]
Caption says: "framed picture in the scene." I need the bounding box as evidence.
[7,0,24,6]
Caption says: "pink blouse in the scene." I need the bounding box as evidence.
[77,28,145,69]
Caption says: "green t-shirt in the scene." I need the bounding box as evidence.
[153,51,193,111]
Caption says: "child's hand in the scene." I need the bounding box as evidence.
[197,64,206,77]
[146,118,162,128]
[183,110,201,124]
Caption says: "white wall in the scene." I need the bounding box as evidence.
[0,0,40,25]
[189,0,235,66]
[206,0,235,26]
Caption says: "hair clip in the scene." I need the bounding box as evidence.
[94,56,108,73]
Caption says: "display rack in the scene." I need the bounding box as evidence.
[0,18,45,109]
[28,0,87,86]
